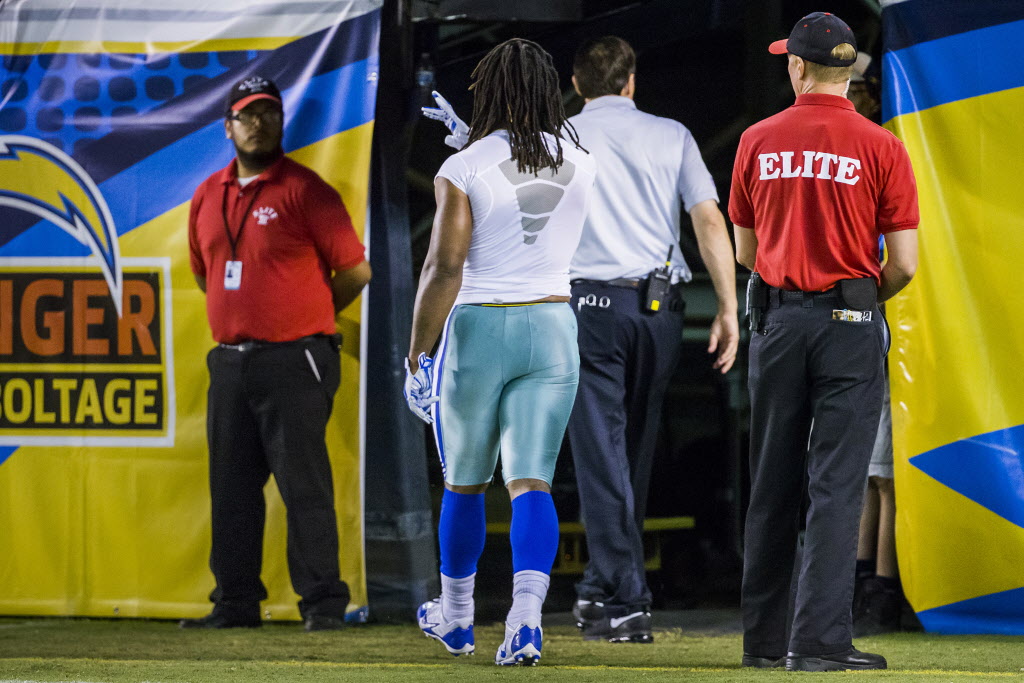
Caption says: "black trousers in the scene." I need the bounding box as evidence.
[567,281,684,615]
[742,290,885,656]
[206,335,349,620]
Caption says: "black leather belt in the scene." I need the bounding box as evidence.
[571,277,643,289]
[770,287,839,303]
[218,334,332,352]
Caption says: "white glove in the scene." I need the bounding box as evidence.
[421,90,469,150]
[404,353,440,424]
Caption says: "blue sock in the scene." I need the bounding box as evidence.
[438,489,486,578]
[510,490,558,574]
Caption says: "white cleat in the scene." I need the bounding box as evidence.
[495,620,542,666]
[417,599,474,656]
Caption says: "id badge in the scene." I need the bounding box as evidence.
[224,260,242,290]
[831,308,872,322]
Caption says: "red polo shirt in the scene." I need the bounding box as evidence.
[188,156,366,343]
[729,93,919,292]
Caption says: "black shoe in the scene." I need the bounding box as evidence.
[608,611,653,643]
[742,654,785,668]
[582,610,653,643]
[304,615,345,632]
[179,612,261,629]
[786,648,887,671]
[854,576,902,637]
[572,599,605,630]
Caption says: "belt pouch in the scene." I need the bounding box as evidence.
[839,277,877,310]
[746,273,767,331]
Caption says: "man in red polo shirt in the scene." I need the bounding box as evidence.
[729,12,918,672]
[183,75,371,631]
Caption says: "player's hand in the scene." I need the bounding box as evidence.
[421,90,470,150]
[708,311,739,374]
[404,353,440,424]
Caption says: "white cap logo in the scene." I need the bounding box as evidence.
[239,76,269,92]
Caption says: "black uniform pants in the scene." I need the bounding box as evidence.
[206,335,349,620]
[567,281,684,615]
[742,290,885,656]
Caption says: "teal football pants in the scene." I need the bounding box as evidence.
[430,302,579,486]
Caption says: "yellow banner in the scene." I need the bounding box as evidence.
[0,1,382,622]
[883,2,1024,633]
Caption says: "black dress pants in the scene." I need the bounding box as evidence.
[742,290,885,656]
[206,336,349,620]
[567,281,684,615]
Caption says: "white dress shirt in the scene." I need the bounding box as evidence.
[568,96,719,281]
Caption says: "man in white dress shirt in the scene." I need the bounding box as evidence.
[566,36,739,643]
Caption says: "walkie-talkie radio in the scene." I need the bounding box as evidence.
[644,247,673,312]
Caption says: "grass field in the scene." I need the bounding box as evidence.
[2,617,1023,682]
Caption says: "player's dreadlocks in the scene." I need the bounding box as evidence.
[467,38,583,176]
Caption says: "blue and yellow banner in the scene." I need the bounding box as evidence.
[882,0,1024,634]
[0,0,381,621]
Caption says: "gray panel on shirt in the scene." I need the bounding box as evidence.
[499,158,577,245]
[499,159,577,186]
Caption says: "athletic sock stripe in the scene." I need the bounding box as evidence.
[430,306,457,478]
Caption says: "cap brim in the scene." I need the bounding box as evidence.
[231,93,281,112]
[768,39,789,55]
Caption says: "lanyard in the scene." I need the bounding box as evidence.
[221,182,263,260]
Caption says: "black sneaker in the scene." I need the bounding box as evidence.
[585,610,655,643]
[607,611,653,643]
[179,612,261,629]
[572,599,605,630]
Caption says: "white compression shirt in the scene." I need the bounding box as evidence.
[436,130,596,305]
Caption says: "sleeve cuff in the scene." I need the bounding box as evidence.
[683,194,720,214]
[880,223,918,234]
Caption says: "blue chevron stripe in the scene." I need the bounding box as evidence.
[909,424,1024,530]
[917,586,1024,635]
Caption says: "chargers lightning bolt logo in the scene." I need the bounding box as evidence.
[0,135,123,315]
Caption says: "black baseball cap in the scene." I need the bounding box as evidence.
[769,12,857,67]
[225,75,282,115]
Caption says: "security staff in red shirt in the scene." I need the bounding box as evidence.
[729,13,918,671]
[182,76,371,631]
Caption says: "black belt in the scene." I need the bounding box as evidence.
[218,334,335,352]
[769,286,839,304]
[571,277,643,289]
